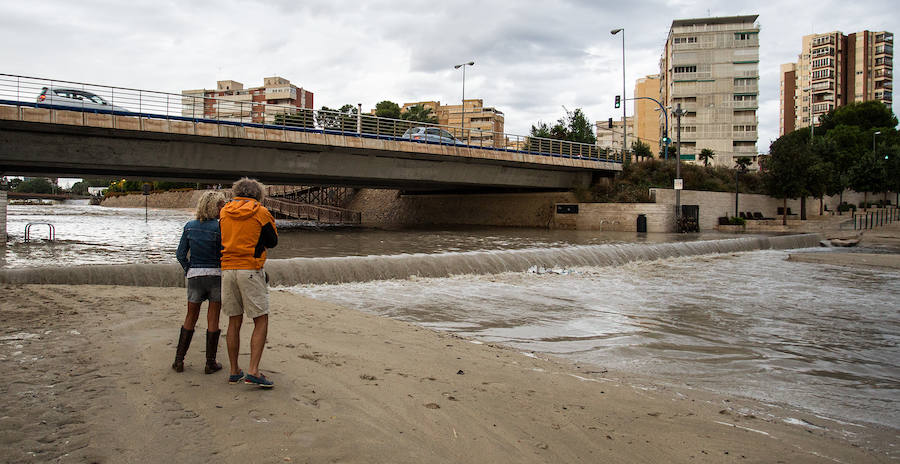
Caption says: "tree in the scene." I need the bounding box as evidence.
[632,140,652,161]
[734,156,752,171]
[765,130,815,225]
[401,104,438,123]
[817,100,898,135]
[14,177,54,194]
[317,104,358,132]
[273,110,315,129]
[528,108,596,144]
[698,148,715,167]
[374,100,401,119]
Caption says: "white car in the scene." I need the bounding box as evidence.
[37,87,128,112]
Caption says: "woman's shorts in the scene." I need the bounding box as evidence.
[187,275,222,303]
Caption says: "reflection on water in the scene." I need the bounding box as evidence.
[288,250,900,429]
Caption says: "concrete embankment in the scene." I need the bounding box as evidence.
[100,189,213,209]
[0,234,823,287]
[101,188,578,228]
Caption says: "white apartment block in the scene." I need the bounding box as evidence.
[659,15,760,167]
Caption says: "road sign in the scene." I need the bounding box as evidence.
[674,178,683,190]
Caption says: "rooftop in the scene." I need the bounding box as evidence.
[671,15,759,28]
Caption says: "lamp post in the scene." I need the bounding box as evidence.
[454,61,475,140]
[633,96,669,160]
[611,28,627,159]
[673,103,685,231]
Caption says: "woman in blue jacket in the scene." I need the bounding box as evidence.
[173,190,227,373]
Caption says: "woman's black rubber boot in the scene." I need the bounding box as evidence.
[172,327,194,372]
[205,330,223,374]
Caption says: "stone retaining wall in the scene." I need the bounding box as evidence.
[348,189,577,228]
[554,203,674,232]
[1,191,6,240]
[101,189,217,209]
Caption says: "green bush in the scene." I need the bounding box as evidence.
[838,202,856,212]
[588,159,765,203]
[729,216,746,225]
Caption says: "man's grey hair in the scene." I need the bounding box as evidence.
[195,190,226,220]
[232,177,265,201]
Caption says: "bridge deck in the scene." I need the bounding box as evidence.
[0,103,620,173]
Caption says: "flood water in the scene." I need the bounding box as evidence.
[4,201,899,431]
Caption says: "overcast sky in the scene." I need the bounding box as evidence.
[1,0,898,153]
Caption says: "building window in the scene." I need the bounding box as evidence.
[674,65,697,73]
[674,36,697,44]
[734,94,757,102]
[735,33,753,40]
[733,125,757,131]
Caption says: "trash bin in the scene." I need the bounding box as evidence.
[636,214,647,233]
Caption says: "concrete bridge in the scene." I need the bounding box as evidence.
[0,74,622,192]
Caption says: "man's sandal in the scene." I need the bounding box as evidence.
[244,373,274,388]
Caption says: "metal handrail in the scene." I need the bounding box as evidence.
[24,222,55,242]
[0,73,620,163]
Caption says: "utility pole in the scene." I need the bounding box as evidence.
[673,103,684,231]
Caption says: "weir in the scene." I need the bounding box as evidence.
[0,234,823,287]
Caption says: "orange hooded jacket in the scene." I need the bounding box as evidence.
[219,197,278,270]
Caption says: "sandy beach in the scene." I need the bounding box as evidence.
[1,281,896,463]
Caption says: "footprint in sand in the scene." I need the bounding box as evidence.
[248,409,269,423]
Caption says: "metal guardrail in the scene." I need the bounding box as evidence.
[0,73,621,164]
[853,206,898,230]
[264,197,360,225]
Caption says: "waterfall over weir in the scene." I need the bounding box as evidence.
[0,234,823,287]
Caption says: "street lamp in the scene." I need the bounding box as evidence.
[611,28,627,159]
[454,61,475,139]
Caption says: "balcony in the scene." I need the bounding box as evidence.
[811,47,835,57]
[812,35,835,46]
[733,145,758,154]
[876,33,894,44]
[732,100,759,109]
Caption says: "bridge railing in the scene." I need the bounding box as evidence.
[0,73,622,164]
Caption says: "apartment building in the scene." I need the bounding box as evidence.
[402,99,505,147]
[634,74,662,157]
[595,117,634,154]
[659,15,760,167]
[182,76,314,124]
[779,30,893,135]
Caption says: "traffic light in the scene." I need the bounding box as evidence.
[662,131,671,145]
[608,118,613,129]
[614,95,621,108]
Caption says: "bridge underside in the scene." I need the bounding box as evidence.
[0,120,612,191]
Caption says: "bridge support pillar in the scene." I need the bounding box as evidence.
[0,190,6,243]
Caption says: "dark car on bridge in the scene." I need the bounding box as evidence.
[401,127,466,145]
[37,87,129,113]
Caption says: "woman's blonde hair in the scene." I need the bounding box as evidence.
[232,177,265,201]
[195,190,226,220]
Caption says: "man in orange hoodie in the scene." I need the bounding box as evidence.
[220,177,278,388]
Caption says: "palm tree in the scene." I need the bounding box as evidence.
[698,148,715,167]
[735,156,753,171]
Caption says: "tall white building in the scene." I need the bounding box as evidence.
[659,15,760,166]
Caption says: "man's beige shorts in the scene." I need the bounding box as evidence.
[222,269,269,319]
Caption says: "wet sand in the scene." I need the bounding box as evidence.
[789,221,900,269]
[0,284,895,463]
